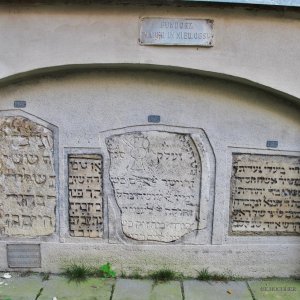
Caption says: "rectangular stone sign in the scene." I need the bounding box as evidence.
[68,154,103,238]
[139,18,214,46]
[0,116,56,237]
[106,131,201,242]
[230,154,300,235]
[7,244,41,268]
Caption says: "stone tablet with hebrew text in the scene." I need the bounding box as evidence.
[230,154,300,235]
[0,116,56,236]
[68,154,103,238]
[106,131,201,242]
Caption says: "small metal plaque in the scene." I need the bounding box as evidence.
[266,140,278,148]
[14,100,26,108]
[7,244,41,268]
[148,115,160,123]
[139,18,214,46]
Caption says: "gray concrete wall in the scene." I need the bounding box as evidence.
[0,70,299,277]
[0,3,299,277]
[0,4,300,100]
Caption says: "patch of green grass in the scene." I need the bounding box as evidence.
[127,271,143,279]
[63,263,92,282]
[196,268,234,281]
[149,269,179,282]
[196,268,210,280]
[63,262,117,281]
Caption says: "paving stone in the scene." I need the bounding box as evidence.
[112,279,153,300]
[248,279,300,300]
[150,281,182,300]
[40,276,114,300]
[0,275,45,300]
[0,275,114,300]
[183,280,252,300]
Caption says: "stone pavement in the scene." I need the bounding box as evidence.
[0,275,299,300]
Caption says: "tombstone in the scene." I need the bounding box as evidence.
[230,154,300,235]
[0,116,57,237]
[68,154,104,238]
[99,125,215,244]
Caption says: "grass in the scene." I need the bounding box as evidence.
[63,262,116,282]
[149,269,181,282]
[62,262,237,283]
[20,270,33,277]
[41,272,50,281]
[196,268,234,281]
[63,263,92,282]
[126,271,144,279]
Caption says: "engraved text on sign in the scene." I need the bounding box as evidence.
[106,131,201,242]
[0,116,56,237]
[230,154,300,235]
[68,154,103,237]
[139,18,214,46]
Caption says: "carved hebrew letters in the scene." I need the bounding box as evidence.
[0,116,56,236]
[106,131,201,242]
[230,154,300,235]
[68,154,103,237]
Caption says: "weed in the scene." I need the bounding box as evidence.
[120,271,127,278]
[20,270,33,277]
[96,262,116,278]
[63,263,92,282]
[149,269,178,282]
[196,268,233,281]
[41,272,50,281]
[128,271,143,280]
[196,268,210,280]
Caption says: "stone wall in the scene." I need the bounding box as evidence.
[0,3,299,277]
[0,70,298,277]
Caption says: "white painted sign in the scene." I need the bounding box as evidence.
[139,18,214,46]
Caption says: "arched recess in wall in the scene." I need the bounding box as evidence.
[0,64,299,245]
[0,63,299,107]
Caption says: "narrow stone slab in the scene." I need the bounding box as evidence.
[184,280,252,300]
[150,281,182,300]
[248,279,300,300]
[0,275,114,300]
[0,275,45,300]
[112,279,153,300]
[40,276,114,300]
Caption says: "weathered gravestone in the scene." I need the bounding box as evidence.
[0,116,56,237]
[103,128,215,243]
[230,154,300,235]
[68,154,103,238]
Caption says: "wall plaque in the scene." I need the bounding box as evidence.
[0,116,56,237]
[230,154,300,235]
[68,154,103,237]
[139,18,214,46]
[7,244,41,268]
[106,131,201,242]
[14,100,26,108]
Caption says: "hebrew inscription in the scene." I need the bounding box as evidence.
[230,154,300,235]
[0,116,56,236]
[106,131,201,242]
[68,154,103,237]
